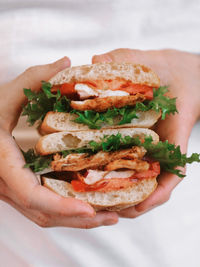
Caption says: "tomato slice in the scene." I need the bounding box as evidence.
[51,79,154,100]
[60,83,76,95]
[121,84,153,100]
[71,180,109,192]
[51,83,76,97]
[71,178,137,193]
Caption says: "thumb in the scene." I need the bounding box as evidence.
[15,56,70,92]
[0,57,70,131]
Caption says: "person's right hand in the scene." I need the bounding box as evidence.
[0,57,118,228]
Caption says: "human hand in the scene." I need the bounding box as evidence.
[92,49,200,218]
[0,57,118,228]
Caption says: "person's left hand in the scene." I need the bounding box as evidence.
[92,48,200,219]
[0,57,118,228]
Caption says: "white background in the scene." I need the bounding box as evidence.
[0,0,200,266]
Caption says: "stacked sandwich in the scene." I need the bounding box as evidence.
[22,63,199,211]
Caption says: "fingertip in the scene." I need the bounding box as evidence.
[79,205,96,218]
[103,212,119,226]
[92,54,113,64]
[52,56,71,71]
[135,202,148,213]
[67,198,96,218]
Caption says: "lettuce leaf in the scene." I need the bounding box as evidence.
[23,134,200,177]
[88,134,200,177]
[22,81,70,125]
[22,149,53,172]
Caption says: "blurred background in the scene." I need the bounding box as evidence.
[0,0,200,266]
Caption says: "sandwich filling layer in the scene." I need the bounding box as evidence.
[51,79,154,112]
[23,132,200,193]
[22,80,177,129]
[42,146,160,193]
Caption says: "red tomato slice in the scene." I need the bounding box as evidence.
[121,84,154,100]
[51,83,76,96]
[60,83,76,95]
[71,180,109,192]
[51,79,154,100]
[71,178,137,193]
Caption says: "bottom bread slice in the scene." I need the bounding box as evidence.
[42,177,158,211]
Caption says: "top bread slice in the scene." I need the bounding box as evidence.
[49,62,160,88]
[39,63,161,133]
[35,127,159,155]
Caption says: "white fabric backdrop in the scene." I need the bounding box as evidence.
[0,0,200,266]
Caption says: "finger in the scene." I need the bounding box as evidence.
[2,195,118,228]
[92,48,137,64]
[92,49,169,85]
[0,132,95,218]
[0,194,51,227]
[118,172,181,218]
[0,56,70,129]
[51,211,119,229]
[118,204,151,219]
[135,173,181,213]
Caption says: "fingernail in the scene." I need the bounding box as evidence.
[53,57,70,70]
[80,209,96,218]
[93,54,113,63]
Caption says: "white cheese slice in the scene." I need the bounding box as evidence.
[104,170,135,179]
[74,83,129,100]
[97,89,129,98]
[84,169,135,185]
[84,170,108,185]
[75,83,98,99]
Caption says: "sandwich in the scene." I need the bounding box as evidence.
[22,128,200,211]
[22,62,177,133]
[21,62,200,211]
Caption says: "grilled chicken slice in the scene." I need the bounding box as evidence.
[51,146,146,172]
[104,159,149,172]
[70,94,145,112]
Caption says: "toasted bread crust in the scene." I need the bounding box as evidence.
[42,176,158,211]
[49,62,160,88]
